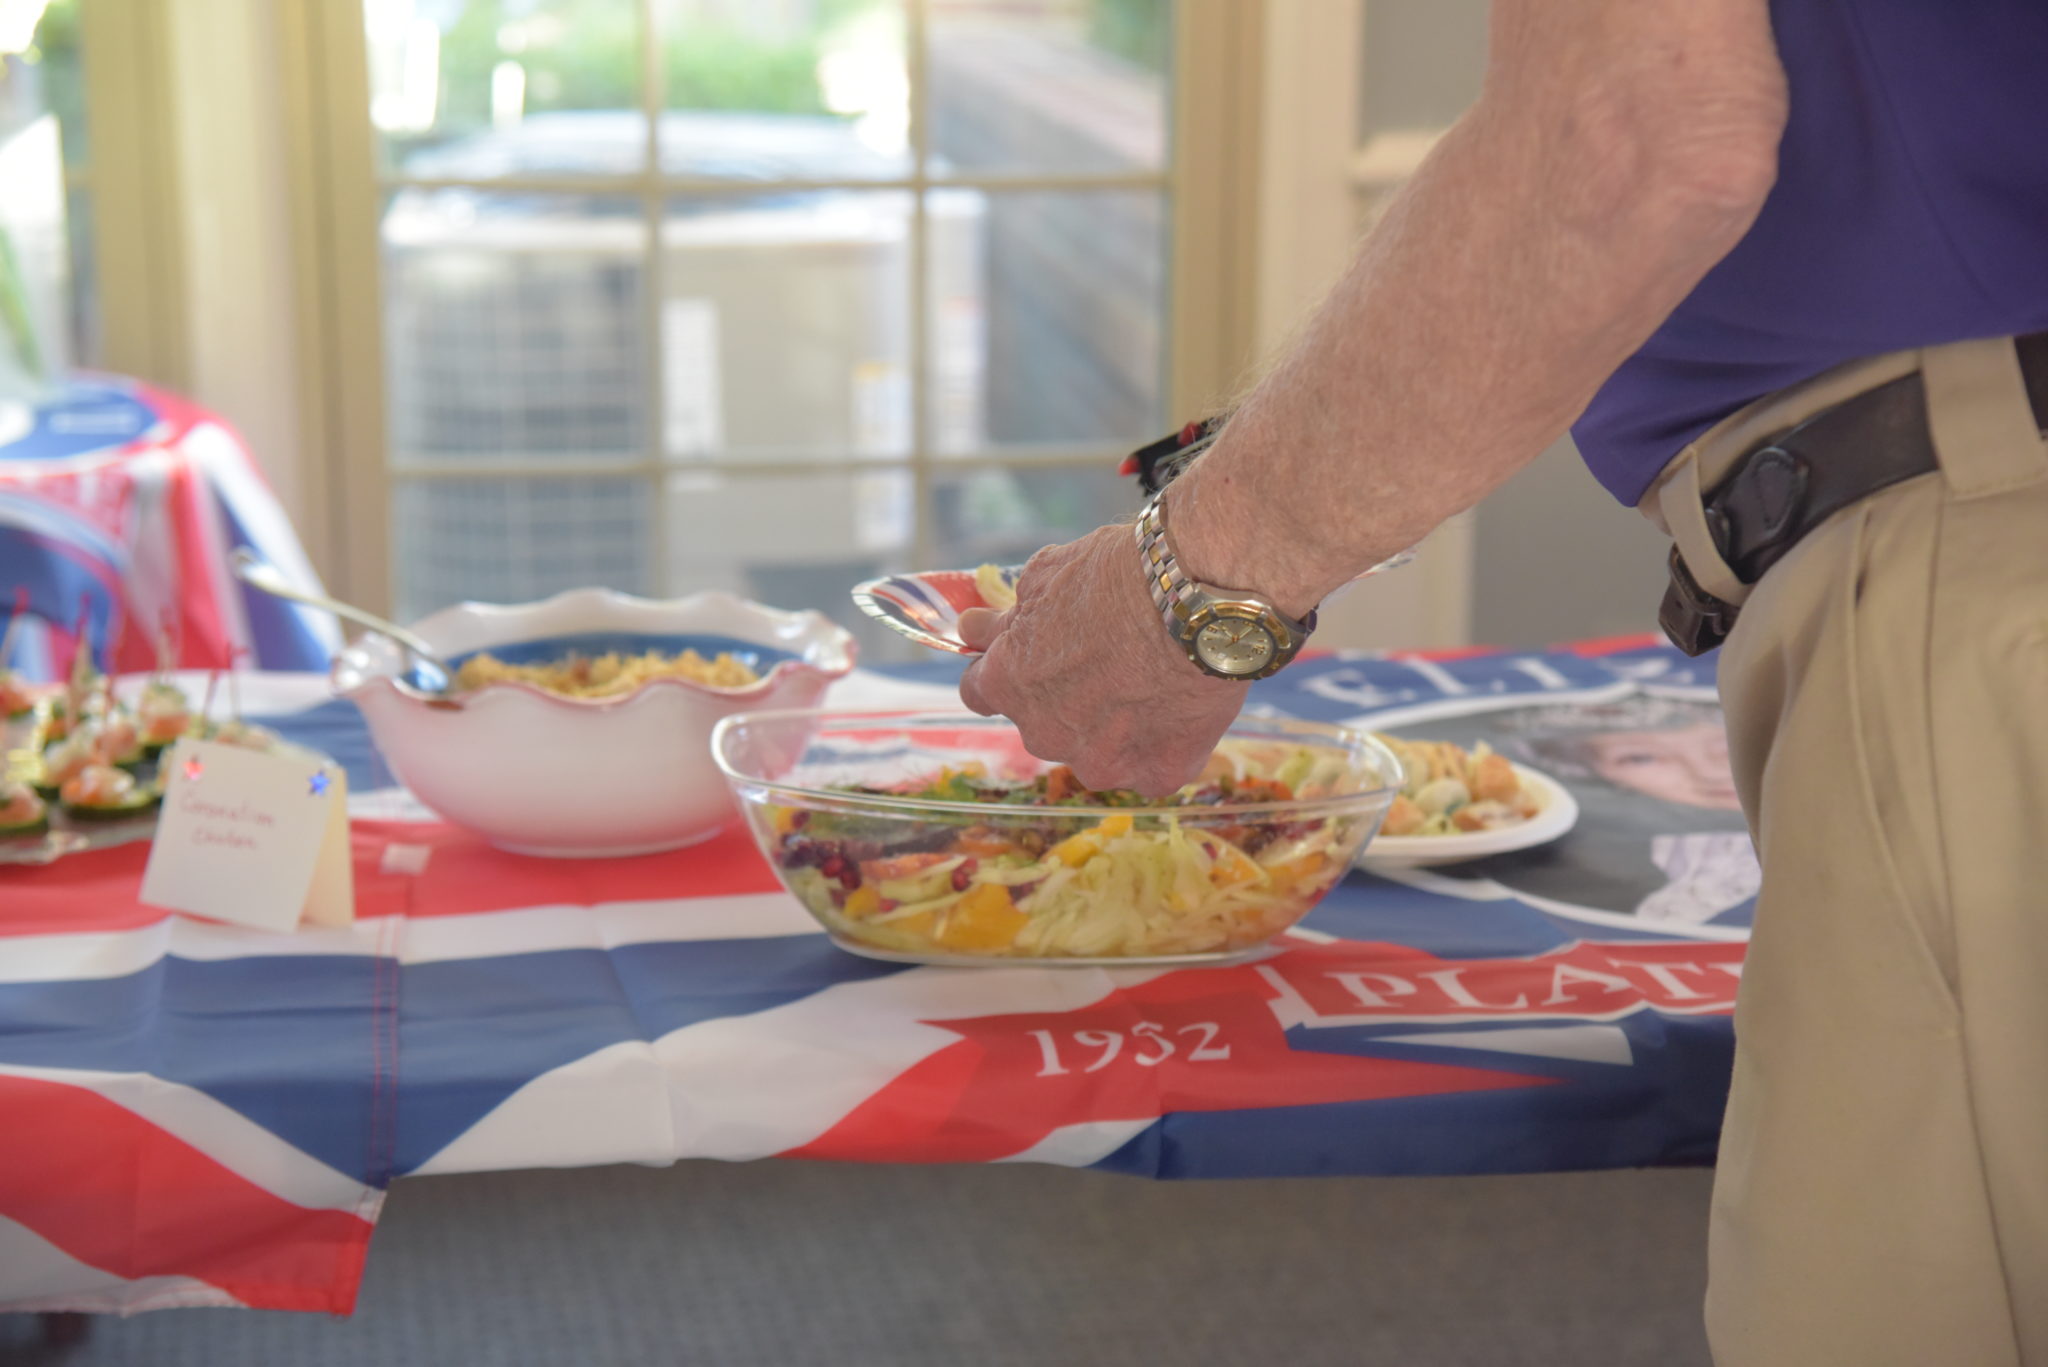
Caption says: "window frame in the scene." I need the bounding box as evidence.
[281,0,1268,617]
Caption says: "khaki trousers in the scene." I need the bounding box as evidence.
[1641,337,2048,1366]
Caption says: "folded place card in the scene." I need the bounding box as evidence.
[139,738,353,931]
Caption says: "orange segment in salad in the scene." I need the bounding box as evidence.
[1204,840,1267,888]
[936,883,1029,952]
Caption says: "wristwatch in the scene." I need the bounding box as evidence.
[1134,493,1315,681]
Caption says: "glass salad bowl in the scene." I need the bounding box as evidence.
[713,710,1401,966]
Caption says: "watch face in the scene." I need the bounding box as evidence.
[1194,618,1277,676]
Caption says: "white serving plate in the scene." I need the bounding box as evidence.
[850,566,1020,656]
[1356,763,1579,869]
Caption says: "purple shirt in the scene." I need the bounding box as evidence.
[1572,0,2048,504]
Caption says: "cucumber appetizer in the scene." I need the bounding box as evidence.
[0,780,48,840]
[0,671,31,721]
[137,628,193,756]
[95,708,146,769]
[34,726,100,799]
[138,679,194,756]
[0,590,31,719]
[58,764,161,823]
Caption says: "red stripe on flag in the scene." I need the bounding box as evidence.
[0,827,413,939]
[160,460,236,671]
[0,1076,375,1313]
[1562,632,1668,657]
[789,961,1551,1164]
[354,820,783,918]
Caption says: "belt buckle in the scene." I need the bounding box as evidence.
[1658,546,1738,657]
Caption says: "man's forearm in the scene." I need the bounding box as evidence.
[1169,0,1788,618]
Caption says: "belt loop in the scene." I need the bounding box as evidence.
[1919,337,2048,500]
[1657,453,1752,607]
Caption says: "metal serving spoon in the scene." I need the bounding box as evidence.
[230,548,458,695]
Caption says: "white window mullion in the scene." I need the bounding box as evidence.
[637,0,668,596]
[907,0,934,574]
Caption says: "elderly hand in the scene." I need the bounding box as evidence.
[956,522,1248,797]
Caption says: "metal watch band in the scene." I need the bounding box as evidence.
[1134,494,1315,680]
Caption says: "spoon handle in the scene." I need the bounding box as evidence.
[230,550,445,666]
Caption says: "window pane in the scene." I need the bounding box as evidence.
[928,465,1131,569]
[930,189,1164,454]
[394,475,656,622]
[382,190,647,466]
[661,191,913,459]
[0,1,90,371]
[927,0,1169,176]
[15,0,86,167]
[665,467,913,661]
[368,0,647,180]
[657,0,909,181]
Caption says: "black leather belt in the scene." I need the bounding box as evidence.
[1660,331,2048,655]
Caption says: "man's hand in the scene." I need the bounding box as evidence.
[956,523,1248,797]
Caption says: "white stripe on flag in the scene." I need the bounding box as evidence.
[413,963,1145,1171]
[0,916,391,985]
[994,1120,1155,1169]
[396,893,822,964]
[0,1215,245,1315]
[409,1040,677,1176]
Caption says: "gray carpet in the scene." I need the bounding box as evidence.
[0,1162,1714,1367]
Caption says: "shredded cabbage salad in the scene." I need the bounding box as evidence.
[757,744,1380,959]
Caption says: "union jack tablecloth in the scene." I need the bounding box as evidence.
[0,640,1747,1316]
[0,375,339,679]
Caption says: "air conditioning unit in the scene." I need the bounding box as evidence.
[381,112,987,621]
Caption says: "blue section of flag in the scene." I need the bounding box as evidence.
[1300,874,1579,959]
[393,936,904,1173]
[0,954,390,1184]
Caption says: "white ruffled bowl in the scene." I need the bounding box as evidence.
[333,588,855,857]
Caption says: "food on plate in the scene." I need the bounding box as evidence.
[45,622,104,743]
[58,763,160,821]
[42,692,77,742]
[91,681,144,767]
[37,686,143,792]
[973,563,1018,612]
[36,725,103,796]
[0,592,32,718]
[138,624,194,752]
[1373,734,1545,837]
[95,712,143,767]
[0,780,48,840]
[454,646,760,697]
[0,671,33,720]
[138,679,194,752]
[758,744,1375,959]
